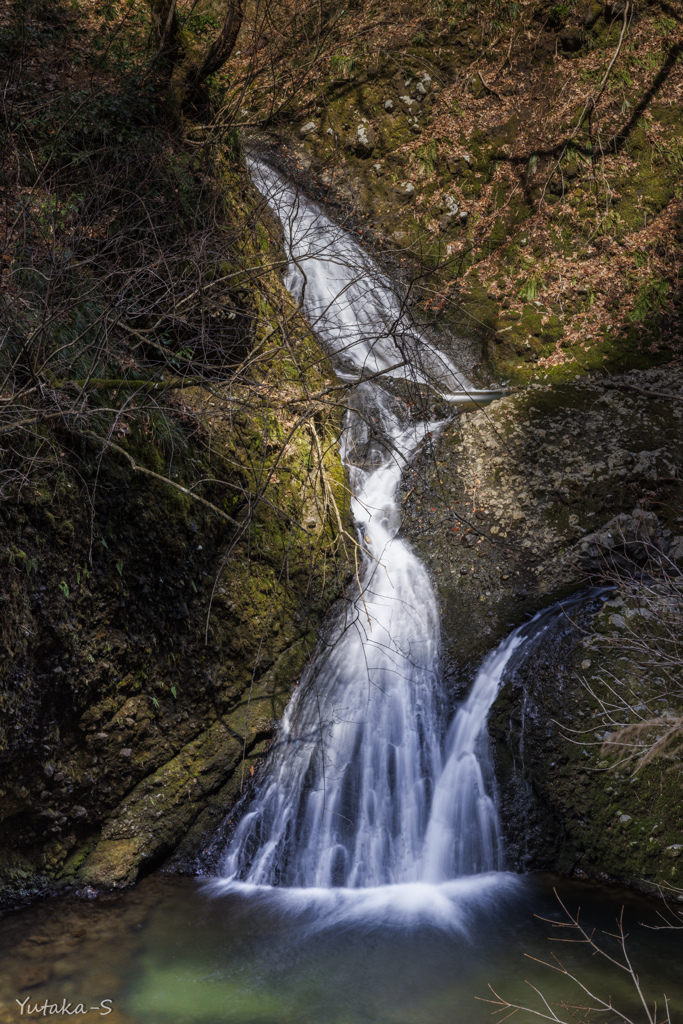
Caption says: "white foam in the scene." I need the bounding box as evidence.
[205,873,522,933]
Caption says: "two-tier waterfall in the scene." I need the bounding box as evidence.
[213,159,532,895]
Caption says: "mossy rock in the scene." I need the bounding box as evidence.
[492,600,683,890]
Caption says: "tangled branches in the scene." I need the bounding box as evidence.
[570,513,683,773]
[0,0,355,658]
[482,888,680,1024]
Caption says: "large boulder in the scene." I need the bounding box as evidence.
[577,509,672,568]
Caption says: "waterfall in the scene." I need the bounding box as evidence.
[214,158,534,892]
[222,379,443,887]
[249,160,492,401]
[420,634,525,880]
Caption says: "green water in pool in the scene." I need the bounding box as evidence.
[0,872,681,1024]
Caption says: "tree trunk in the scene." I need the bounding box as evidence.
[148,0,182,63]
[182,0,244,105]
[146,0,244,111]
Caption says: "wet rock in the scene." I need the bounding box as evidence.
[79,838,140,888]
[384,99,394,113]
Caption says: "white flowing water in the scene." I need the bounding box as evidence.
[221,377,444,887]
[250,160,491,400]
[216,159,534,895]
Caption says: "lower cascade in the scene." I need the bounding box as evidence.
[215,160,551,893]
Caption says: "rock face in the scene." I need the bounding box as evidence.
[402,362,683,891]
[491,590,683,891]
[0,340,349,907]
[405,364,683,663]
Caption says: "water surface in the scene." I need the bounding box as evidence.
[0,873,680,1023]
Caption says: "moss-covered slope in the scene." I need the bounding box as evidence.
[237,0,683,386]
[0,0,352,906]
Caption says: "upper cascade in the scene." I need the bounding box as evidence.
[249,159,488,400]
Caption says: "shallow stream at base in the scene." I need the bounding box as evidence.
[0,873,681,1023]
